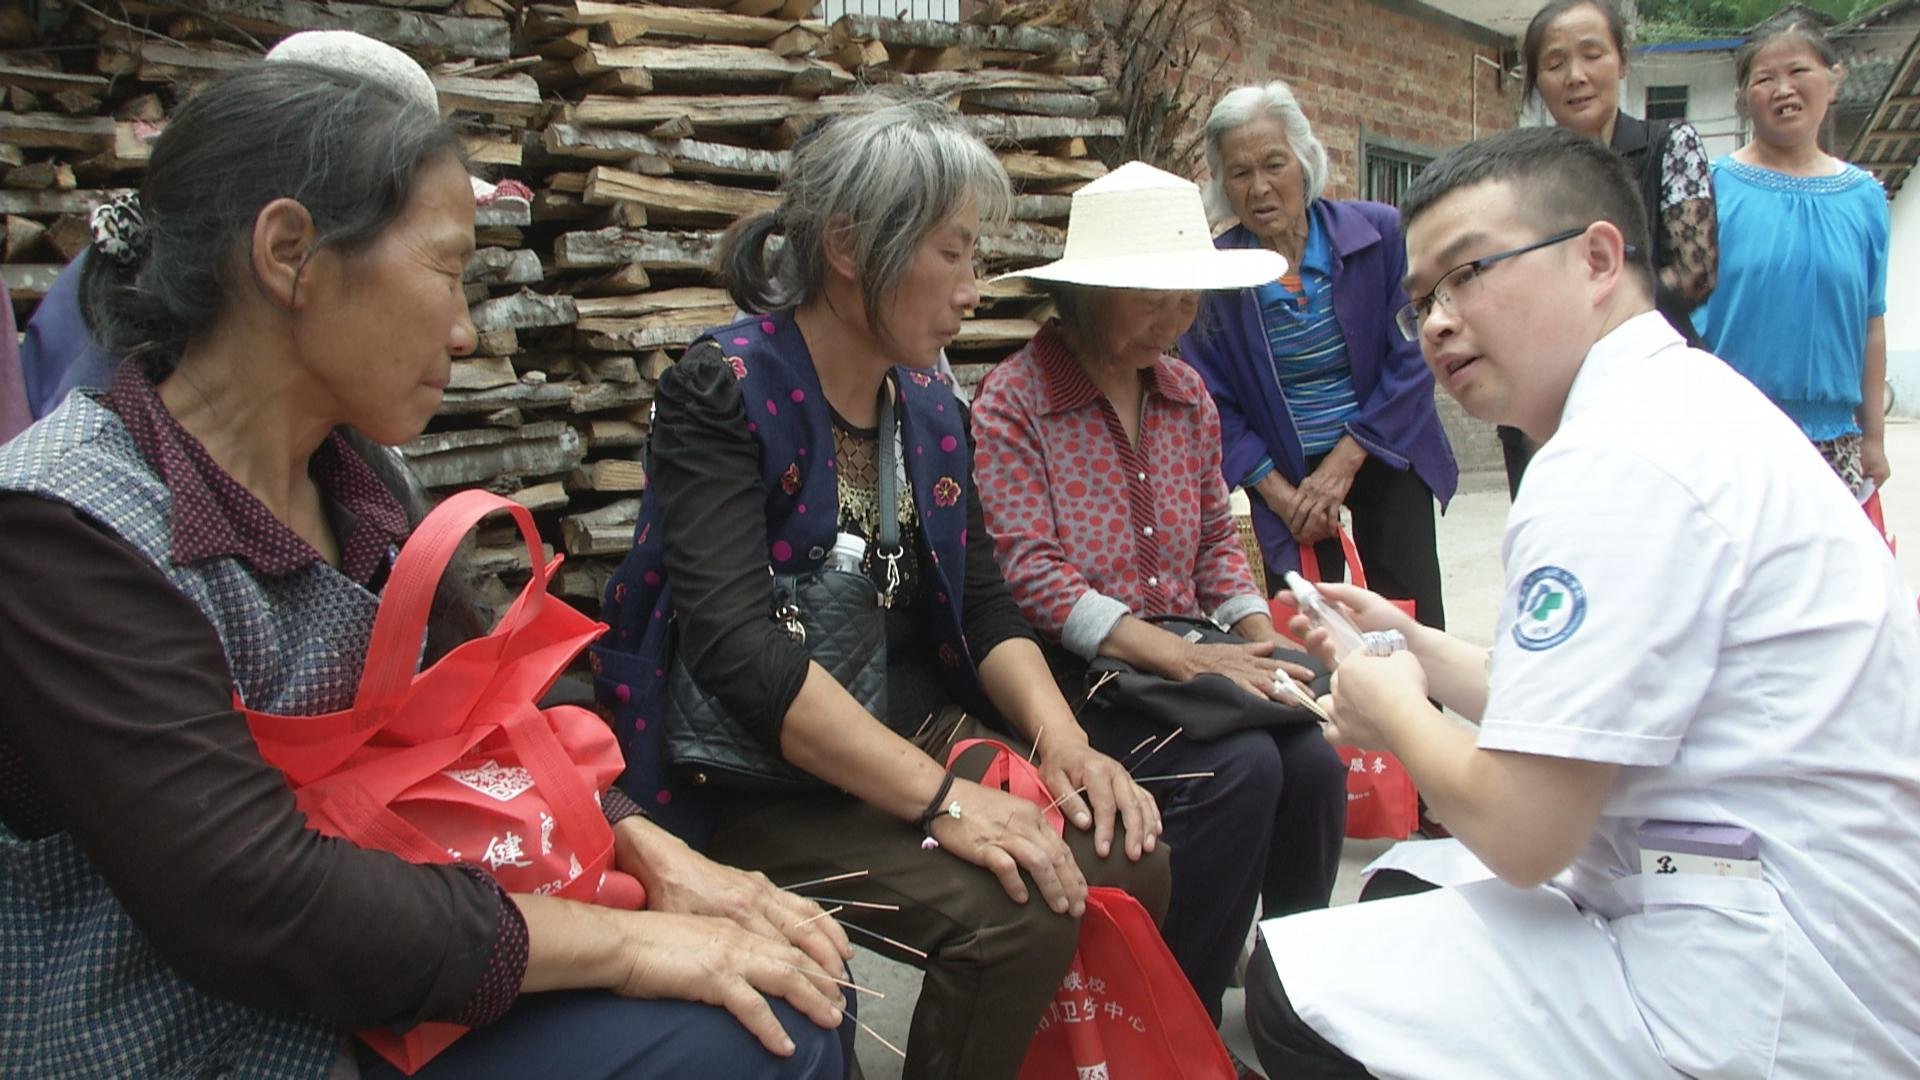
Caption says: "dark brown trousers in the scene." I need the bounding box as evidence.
[706,710,1172,1080]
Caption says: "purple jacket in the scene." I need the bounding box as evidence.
[1178,199,1458,576]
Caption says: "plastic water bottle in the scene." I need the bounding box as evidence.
[825,532,867,574]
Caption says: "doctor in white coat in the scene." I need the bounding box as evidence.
[1246,125,1920,1079]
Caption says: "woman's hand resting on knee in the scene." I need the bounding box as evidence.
[929,778,1089,917]
[512,894,847,1058]
[611,815,852,980]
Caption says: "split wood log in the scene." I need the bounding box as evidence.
[470,289,578,332]
[2,215,45,262]
[953,318,1042,348]
[571,354,642,382]
[399,421,586,489]
[573,285,731,319]
[572,43,850,90]
[44,214,90,262]
[0,65,110,95]
[450,355,520,391]
[0,112,112,152]
[586,419,648,448]
[580,68,655,95]
[577,263,653,295]
[768,24,828,56]
[560,560,615,603]
[465,247,545,286]
[565,93,855,130]
[895,45,980,73]
[173,0,513,60]
[831,37,890,72]
[975,217,1067,261]
[962,113,1121,143]
[431,72,542,120]
[900,70,1108,96]
[509,481,571,512]
[475,200,533,228]
[437,379,576,415]
[544,123,790,179]
[997,152,1107,182]
[463,133,522,167]
[568,379,654,412]
[565,460,648,496]
[561,496,642,555]
[829,13,1091,54]
[565,2,802,45]
[1009,194,1072,221]
[553,226,722,271]
[582,166,778,224]
[2,161,59,191]
[963,89,1098,117]
[578,307,735,351]
[474,327,520,356]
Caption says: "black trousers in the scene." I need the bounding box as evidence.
[1076,701,1346,1025]
[1243,870,1438,1078]
[1266,454,1445,631]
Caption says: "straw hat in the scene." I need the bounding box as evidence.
[994,161,1285,290]
[266,31,531,211]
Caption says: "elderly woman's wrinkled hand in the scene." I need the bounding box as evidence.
[612,816,851,981]
[605,909,847,1057]
[1179,639,1313,701]
[929,777,1091,916]
[1036,735,1163,862]
[1289,443,1364,539]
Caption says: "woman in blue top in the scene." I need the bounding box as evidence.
[1694,14,1891,496]
[1180,81,1457,629]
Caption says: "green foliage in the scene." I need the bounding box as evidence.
[1636,0,1884,42]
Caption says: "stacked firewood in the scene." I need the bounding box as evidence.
[0,0,1122,614]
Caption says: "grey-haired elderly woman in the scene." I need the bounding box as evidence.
[1179,81,1457,628]
[0,61,852,1079]
[594,93,1170,1079]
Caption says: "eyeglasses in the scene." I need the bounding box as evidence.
[1395,226,1633,341]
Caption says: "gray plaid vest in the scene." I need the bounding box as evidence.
[0,394,381,1078]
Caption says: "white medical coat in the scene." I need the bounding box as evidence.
[1262,313,1920,1078]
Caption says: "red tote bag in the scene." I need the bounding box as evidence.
[947,740,1236,1080]
[1272,524,1422,842]
[241,489,644,1074]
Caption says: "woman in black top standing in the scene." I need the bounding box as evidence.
[1501,0,1719,491]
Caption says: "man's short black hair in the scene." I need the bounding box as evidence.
[1399,126,1653,289]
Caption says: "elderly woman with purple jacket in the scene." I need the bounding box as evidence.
[1179,81,1456,627]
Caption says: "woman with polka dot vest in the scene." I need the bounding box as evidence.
[594,93,1171,1080]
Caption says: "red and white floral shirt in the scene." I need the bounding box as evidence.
[972,322,1267,658]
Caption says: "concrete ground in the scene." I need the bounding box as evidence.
[848,417,1920,1078]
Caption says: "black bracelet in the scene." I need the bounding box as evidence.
[917,770,960,836]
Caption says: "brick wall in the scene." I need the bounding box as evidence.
[1183,0,1521,200]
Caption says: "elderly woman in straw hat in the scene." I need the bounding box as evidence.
[971,162,1348,1022]
[1180,81,1455,630]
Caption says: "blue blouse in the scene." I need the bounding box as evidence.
[1693,159,1888,441]
[1246,210,1360,478]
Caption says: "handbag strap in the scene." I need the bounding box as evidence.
[1295,511,1369,590]
[355,490,547,719]
[873,380,904,606]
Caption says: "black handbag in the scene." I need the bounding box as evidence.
[1081,615,1330,741]
[662,389,904,792]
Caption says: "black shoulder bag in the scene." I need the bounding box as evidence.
[662,389,902,791]
[1081,615,1330,740]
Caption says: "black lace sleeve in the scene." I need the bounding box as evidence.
[1657,122,1717,309]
